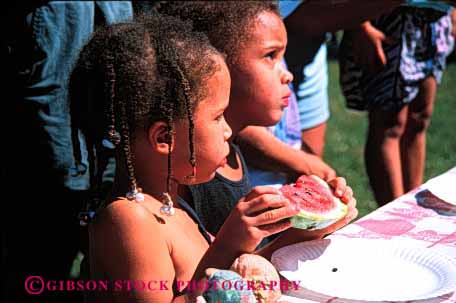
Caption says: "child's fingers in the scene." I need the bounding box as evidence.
[252,205,299,226]
[347,197,357,210]
[328,177,347,197]
[244,194,289,216]
[341,186,354,203]
[342,198,358,223]
[258,219,292,237]
[328,177,355,204]
[345,202,359,222]
[243,186,281,201]
[323,168,337,182]
[350,208,359,222]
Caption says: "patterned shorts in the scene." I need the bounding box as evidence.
[339,7,454,112]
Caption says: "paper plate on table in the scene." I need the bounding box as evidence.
[271,238,456,301]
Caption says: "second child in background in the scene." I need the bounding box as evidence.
[244,0,334,189]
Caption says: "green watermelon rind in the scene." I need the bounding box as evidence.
[290,199,347,230]
[288,175,348,230]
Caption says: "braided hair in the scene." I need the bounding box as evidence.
[158,1,279,66]
[69,14,222,215]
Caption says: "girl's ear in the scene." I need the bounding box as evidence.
[147,121,173,155]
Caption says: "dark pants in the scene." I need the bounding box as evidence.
[2,174,88,303]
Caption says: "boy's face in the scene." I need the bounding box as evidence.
[226,11,293,132]
[173,55,232,184]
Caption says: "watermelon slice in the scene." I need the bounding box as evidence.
[280,175,348,230]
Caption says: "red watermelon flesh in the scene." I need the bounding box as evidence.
[280,175,335,214]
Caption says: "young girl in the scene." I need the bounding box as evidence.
[70,14,303,302]
[158,2,357,240]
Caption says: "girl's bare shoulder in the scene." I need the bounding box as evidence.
[91,195,167,239]
[88,195,178,296]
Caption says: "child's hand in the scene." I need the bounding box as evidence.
[327,176,354,203]
[297,176,357,237]
[283,196,357,242]
[253,177,358,260]
[321,191,358,235]
[306,176,357,238]
[215,186,299,254]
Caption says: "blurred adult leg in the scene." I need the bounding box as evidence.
[401,76,437,192]
[366,105,409,205]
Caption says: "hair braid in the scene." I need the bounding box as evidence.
[118,97,138,194]
[166,110,174,193]
[106,52,138,195]
[154,35,176,193]
[159,38,197,179]
[104,53,121,147]
[175,63,196,177]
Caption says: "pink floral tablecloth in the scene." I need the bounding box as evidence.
[282,167,456,303]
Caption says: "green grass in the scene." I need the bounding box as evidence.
[324,60,456,218]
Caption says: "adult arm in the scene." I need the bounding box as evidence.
[237,126,336,181]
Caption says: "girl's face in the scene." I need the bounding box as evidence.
[173,55,232,184]
[226,11,292,131]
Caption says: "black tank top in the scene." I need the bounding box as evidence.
[172,196,212,297]
[188,143,252,235]
[176,196,212,244]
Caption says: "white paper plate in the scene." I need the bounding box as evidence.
[272,238,456,301]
